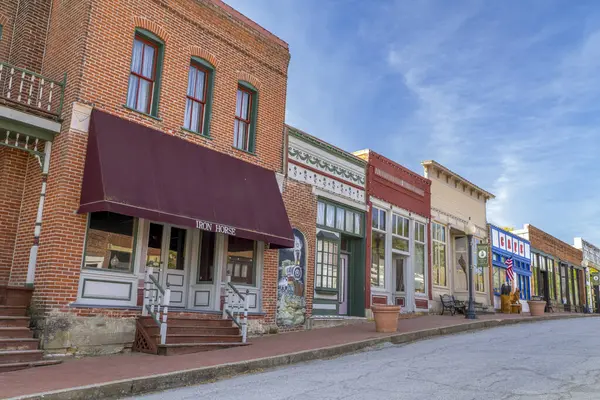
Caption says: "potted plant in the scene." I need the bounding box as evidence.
[528,295,546,317]
[371,303,401,333]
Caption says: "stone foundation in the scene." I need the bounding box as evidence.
[34,312,136,356]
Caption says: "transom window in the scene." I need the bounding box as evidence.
[371,207,386,231]
[317,200,363,236]
[391,214,409,253]
[183,62,210,134]
[234,84,257,152]
[126,35,158,114]
[316,238,338,290]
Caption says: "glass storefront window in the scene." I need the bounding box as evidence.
[394,254,405,292]
[168,227,186,270]
[414,242,425,294]
[197,231,215,282]
[414,221,426,294]
[316,238,338,290]
[83,212,136,273]
[432,223,447,287]
[371,231,386,287]
[372,207,386,230]
[493,266,507,294]
[227,236,256,285]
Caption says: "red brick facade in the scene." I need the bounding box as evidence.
[1,0,299,345]
[527,224,583,266]
[357,150,432,309]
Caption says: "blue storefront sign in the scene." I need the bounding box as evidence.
[490,225,532,300]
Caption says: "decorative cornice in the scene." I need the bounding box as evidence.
[422,160,495,200]
[288,146,365,185]
[286,125,366,168]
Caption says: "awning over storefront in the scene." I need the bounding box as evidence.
[78,109,294,248]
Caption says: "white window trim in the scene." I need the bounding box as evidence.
[414,220,428,298]
[432,222,449,289]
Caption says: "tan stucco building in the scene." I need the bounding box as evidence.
[422,161,495,312]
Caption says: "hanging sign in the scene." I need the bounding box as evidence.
[477,244,488,269]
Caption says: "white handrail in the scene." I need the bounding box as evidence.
[223,275,249,343]
[142,266,170,345]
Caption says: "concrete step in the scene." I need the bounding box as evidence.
[0,306,28,316]
[161,334,243,344]
[0,338,39,351]
[0,359,61,373]
[139,316,232,328]
[157,342,249,356]
[0,327,33,339]
[0,317,30,328]
[0,350,43,364]
[145,325,240,336]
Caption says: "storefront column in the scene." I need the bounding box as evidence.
[26,141,51,286]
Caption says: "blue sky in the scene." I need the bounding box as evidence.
[225,0,600,245]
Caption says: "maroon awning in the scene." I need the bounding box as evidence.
[78,109,294,248]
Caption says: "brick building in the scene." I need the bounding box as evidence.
[355,150,432,314]
[0,0,306,358]
[514,224,585,312]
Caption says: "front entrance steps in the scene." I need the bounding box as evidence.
[307,315,368,330]
[0,304,61,373]
[133,316,249,356]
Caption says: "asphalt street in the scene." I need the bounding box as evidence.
[127,317,600,400]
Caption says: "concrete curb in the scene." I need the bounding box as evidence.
[11,314,598,400]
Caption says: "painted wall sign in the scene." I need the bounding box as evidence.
[195,220,236,235]
[276,228,306,327]
[490,225,531,262]
[374,168,425,196]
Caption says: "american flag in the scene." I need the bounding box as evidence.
[505,257,515,281]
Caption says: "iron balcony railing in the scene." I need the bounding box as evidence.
[0,62,66,120]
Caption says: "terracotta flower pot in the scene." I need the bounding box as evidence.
[528,300,546,317]
[371,304,401,333]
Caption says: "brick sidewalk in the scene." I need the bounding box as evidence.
[0,313,582,399]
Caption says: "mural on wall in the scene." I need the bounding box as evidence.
[277,229,307,327]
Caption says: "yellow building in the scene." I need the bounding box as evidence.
[422,161,495,313]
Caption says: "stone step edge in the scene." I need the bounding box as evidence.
[12,314,598,400]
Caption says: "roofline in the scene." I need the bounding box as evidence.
[525,223,584,254]
[286,125,366,167]
[421,160,495,199]
[360,149,431,186]
[205,0,289,49]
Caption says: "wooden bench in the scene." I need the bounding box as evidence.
[440,294,466,316]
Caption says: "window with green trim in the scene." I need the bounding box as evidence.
[316,237,338,290]
[234,82,258,152]
[183,58,214,136]
[126,29,164,117]
[317,200,363,236]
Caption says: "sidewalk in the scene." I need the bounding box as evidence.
[2,312,593,400]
